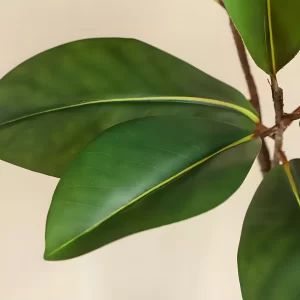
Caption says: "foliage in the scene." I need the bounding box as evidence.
[1,1,300,299]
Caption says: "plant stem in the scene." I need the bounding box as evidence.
[284,113,300,123]
[256,124,277,139]
[283,106,300,126]
[229,22,261,117]
[270,75,284,167]
[218,1,272,175]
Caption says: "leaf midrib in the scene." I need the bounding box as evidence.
[0,96,259,127]
[45,134,255,258]
[267,0,276,74]
[284,162,300,205]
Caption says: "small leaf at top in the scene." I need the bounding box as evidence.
[223,0,300,74]
[44,116,260,260]
[238,159,300,300]
[0,38,257,177]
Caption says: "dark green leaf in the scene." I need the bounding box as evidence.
[44,116,260,260]
[223,0,300,74]
[238,159,300,300]
[0,38,257,177]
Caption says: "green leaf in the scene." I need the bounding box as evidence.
[0,38,257,177]
[238,159,300,300]
[223,0,300,74]
[44,116,260,260]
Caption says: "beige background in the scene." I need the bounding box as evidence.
[0,0,299,299]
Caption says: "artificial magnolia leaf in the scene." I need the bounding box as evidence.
[44,116,260,260]
[223,0,300,74]
[238,159,300,300]
[0,38,258,177]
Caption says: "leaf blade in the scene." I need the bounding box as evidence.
[0,38,256,177]
[223,0,271,73]
[271,0,300,72]
[238,159,300,300]
[223,0,300,74]
[44,116,260,260]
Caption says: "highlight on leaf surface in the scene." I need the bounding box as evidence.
[44,116,261,260]
[238,159,300,300]
[223,0,300,74]
[0,38,257,178]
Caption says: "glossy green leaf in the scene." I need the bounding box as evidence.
[238,159,300,300]
[223,0,300,74]
[0,38,257,177]
[44,116,260,260]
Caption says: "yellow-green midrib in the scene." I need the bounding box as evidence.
[284,163,300,205]
[1,96,259,127]
[267,0,277,74]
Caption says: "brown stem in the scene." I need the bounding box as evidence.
[271,76,284,124]
[270,75,284,167]
[259,142,272,174]
[292,105,300,114]
[283,106,300,126]
[229,21,261,117]
[218,0,272,175]
[262,106,300,139]
[258,110,300,141]
[284,113,300,123]
[256,124,277,139]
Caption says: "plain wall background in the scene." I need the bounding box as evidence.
[1,1,300,299]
